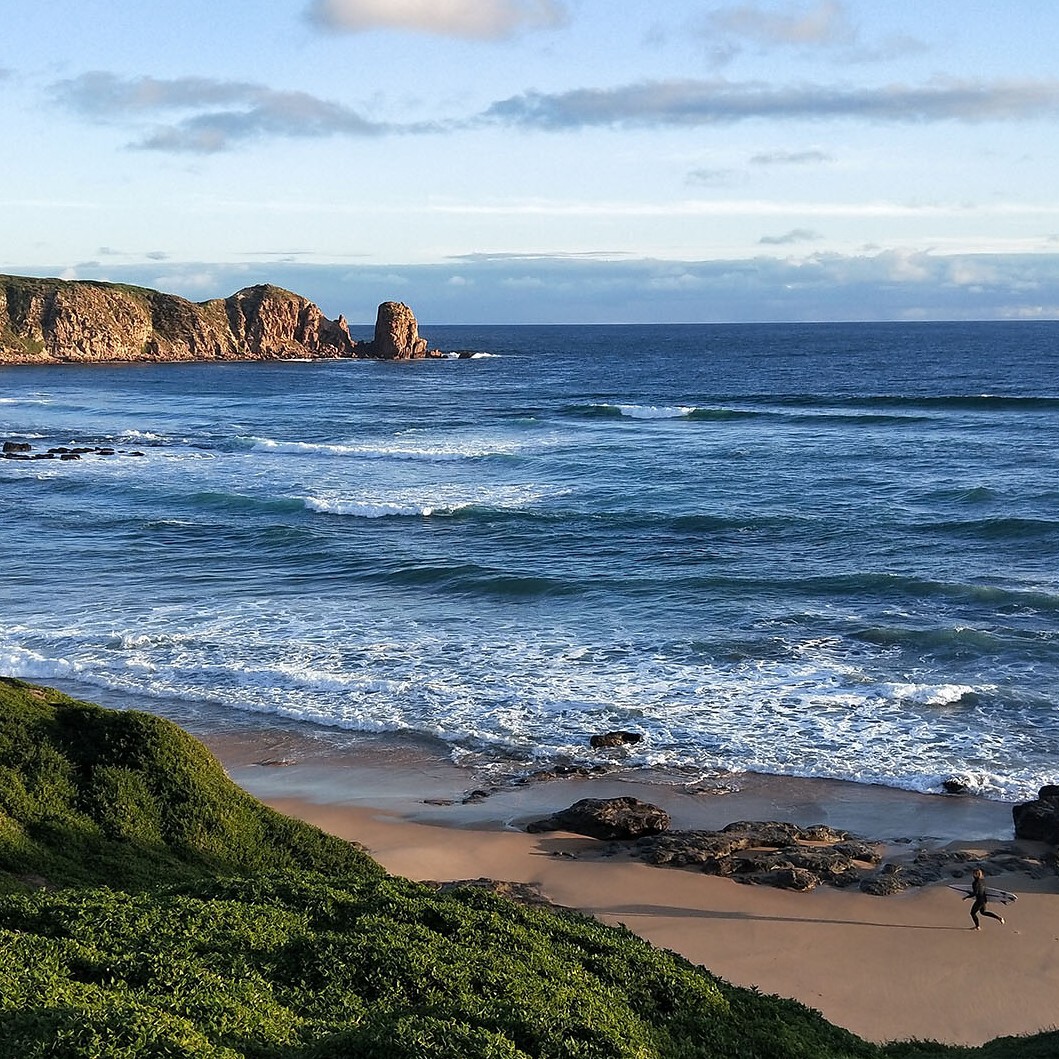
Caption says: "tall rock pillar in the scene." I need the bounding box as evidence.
[370,301,428,359]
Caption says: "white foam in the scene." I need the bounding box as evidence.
[248,434,527,460]
[0,609,1048,805]
[879,682,978,706]
[301,482,558,518]
[304,497,454,518]
[117,429,169,442]
[610,404,698,419]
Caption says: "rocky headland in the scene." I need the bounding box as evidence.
[0,274,435,364]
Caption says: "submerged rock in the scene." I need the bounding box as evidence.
[589,730,643,749]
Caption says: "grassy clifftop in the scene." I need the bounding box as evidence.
[0,678,1053,1058]
[0,678,381,892]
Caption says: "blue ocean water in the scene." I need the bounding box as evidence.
[2,321,1058,801]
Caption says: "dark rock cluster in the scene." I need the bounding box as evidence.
[623,820,878,892]
[525,796,1059,894]
[2,440,145,461]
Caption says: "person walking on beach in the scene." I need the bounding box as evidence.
[965,868,1005,930]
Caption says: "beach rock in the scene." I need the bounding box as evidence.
[721,821,850,846]
[589,730,643,749]
[628,822,870,888]
[737,866,819,892]
[833,840,883,865]
[2,441,31,453]
[859,864,910,896]
[526,797,670,840]
[774,846,862,886]
[633,830,753,867]
[1012,785,1059,844]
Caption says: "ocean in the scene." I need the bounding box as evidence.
[2,321,1058,803]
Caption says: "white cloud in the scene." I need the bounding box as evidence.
[50,72,389,152]
[484,77,1059,130]
[706,1,856,48]
[759,228,822,245]
[307,0,568,40]
[749,148,832,165]
[686,167,736,187]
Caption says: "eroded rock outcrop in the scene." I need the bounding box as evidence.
[357,300,431,360]
[0,275,432,364]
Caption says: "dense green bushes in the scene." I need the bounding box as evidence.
[0,871,882,1058]
[0,678,1053,1058]
[0,678,380,892]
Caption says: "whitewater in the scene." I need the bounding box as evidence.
[2,321,1057,801]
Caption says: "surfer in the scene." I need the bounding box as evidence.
[965,868,1006,930]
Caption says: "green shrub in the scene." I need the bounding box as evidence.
[0,678,381,891]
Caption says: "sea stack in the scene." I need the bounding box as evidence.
[365,300,430,360]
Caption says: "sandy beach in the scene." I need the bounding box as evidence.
[199,723,1059,1049]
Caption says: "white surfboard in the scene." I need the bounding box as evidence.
[948,883,1018,904]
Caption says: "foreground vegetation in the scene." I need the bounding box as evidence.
[0,677,1053,1058]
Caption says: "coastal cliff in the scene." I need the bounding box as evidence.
[0,274,431,364]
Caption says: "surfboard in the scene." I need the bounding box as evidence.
[948,883,1018,904]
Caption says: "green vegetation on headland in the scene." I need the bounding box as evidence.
[0,677,1053,1058]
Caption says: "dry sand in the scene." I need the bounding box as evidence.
[204,726,1059,1048]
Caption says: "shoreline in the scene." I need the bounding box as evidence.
[200,712,1020,846]
[192,721,1059,1048]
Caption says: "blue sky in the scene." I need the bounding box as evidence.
[3,1,1059,323]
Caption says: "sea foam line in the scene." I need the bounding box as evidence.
[248,435,526,460]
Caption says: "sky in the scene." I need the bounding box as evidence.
[3,0,1059,324]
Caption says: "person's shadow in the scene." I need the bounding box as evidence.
[585,902,968,930]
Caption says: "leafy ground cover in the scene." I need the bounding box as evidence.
[0,678,1053,1058]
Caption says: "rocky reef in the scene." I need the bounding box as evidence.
[0,274,435,364]
[526,796,1058,894]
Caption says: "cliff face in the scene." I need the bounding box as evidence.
[0,275,363,364]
